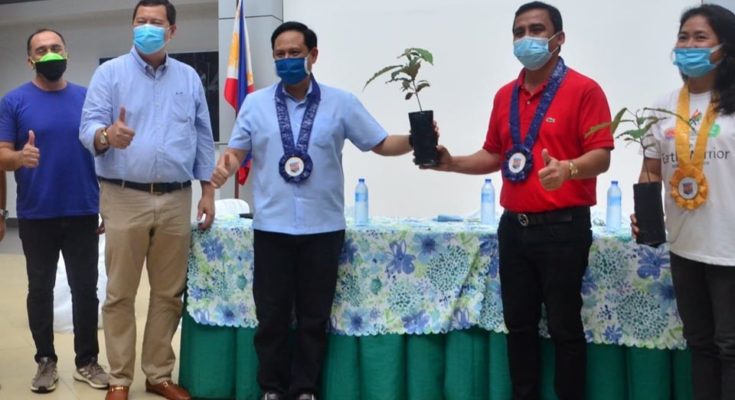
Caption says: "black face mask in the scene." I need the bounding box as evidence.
[35,59,67,82]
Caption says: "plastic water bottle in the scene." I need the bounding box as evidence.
[606,180,622,232]
[481,178,495,225]
[355,178,369,225]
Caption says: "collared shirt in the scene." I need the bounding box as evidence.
[80,48,215,183]
[228,80,388,235]
[483,67,614,213]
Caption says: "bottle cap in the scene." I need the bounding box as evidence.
[359,178,365,182]
[485,178,491,183]
[612,180,618,185]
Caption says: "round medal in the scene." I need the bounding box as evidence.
[278,153,313,183]
[669,86,717,210]
[508,152,527,174]
[670,166,708,210]
[502,145,534,182]
[284,156,305,177]
[677,176,699,200]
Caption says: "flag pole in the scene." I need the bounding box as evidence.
[224,0,254,199]
[234,161,240,198]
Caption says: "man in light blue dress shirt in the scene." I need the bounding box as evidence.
[210,21,416,400]
[79,1,214,400]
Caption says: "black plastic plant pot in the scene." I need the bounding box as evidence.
[633,181,666,247]
[408,110,438,167]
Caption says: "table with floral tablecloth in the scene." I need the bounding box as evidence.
[187,216,683,350]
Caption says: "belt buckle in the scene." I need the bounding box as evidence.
[518,213,530,227]
[149,184,164,195]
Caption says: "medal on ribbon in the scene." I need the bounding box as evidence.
[275,78,321,184]
[669,86,716,209]
[283,156,306,177]
[502,58,568,182]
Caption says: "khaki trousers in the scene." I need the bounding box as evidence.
[99,181,192,386]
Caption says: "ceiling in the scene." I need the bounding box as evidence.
[0,0,46,3]
[0,0,217,28]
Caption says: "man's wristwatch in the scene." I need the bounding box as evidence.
[568,159,579,179]
[100,128,109,146]
[0,209,8,220]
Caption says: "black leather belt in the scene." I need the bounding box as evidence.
[99,177,191,195]
[504,206,589,227]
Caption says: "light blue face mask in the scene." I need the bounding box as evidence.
[133,24,167,55]
[513,32,561,71]
[673,44,723,78]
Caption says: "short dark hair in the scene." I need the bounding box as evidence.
[270,21,318,51]
[133,0,176,25]
[26,28,66,56]
[679,4,735,116]
[514,1,563,33]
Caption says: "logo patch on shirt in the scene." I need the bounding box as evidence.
[690,110,702,125]
[545,117,556,123]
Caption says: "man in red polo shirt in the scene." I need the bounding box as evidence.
[431,2,613,399]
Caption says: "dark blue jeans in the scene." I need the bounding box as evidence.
[18,215,100,367]
[498,207,592,400]
[670,252,735,400]
[252,229,345,398]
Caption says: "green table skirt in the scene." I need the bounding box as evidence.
[180,312,693,400]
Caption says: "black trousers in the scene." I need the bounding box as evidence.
[252,229,345,398]
[497,208,592,400]
[670,252,735,400]
[18,215,100,367]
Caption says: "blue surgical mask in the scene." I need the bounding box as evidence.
[513,33,560,71]
[133,24,167,55]
[673,44,722,78]
[275,57,310,85]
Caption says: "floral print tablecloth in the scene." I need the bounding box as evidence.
[187,216,683,350]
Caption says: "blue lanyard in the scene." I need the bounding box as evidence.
[510,58,567,149]
[274,78,321,183]
[502,58,567,182]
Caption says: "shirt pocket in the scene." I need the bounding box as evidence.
[167,95,197,151]
[171,94,195,128]
[310,117,342,149]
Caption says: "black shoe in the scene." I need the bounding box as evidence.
[262,392,285,400]
[296,394,316,400]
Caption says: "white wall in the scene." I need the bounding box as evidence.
[708,0,735,10]
[0,0,218,218]
[283,0,699,219]
[0,0,710,220]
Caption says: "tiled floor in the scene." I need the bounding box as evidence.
[0,226,183,399]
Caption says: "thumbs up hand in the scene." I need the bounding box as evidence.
[211,152,234,189]
[20,130,40,168]
[108,106,136,149]
[537,148,567,191]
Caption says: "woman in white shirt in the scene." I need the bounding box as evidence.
[632,4,735,399]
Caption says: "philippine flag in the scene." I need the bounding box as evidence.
[224,0,255,185]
